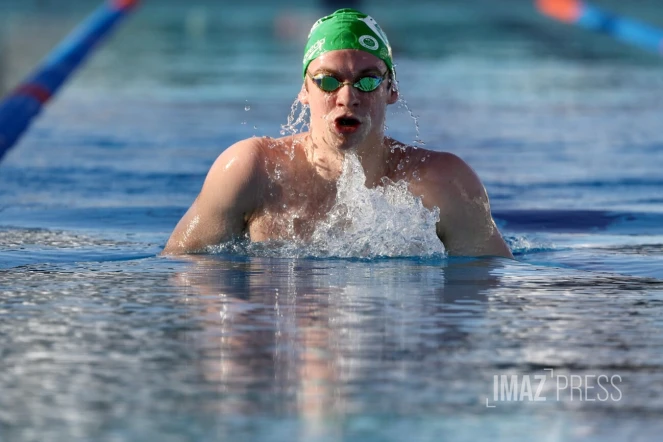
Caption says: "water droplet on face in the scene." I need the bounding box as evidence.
[253,125,257,130]
[245,105,250,111]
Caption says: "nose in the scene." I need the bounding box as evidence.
[335,82,360,108]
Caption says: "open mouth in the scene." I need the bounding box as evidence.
[334,116,361,133]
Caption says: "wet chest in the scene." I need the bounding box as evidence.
[248,174,337,241]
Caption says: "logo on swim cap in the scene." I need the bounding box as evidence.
[303,38,326,63]
[359,16,390,48]
[358,35,379,50]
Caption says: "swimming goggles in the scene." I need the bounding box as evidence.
[307,71,388,93]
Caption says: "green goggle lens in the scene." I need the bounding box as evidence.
[311,73,385,92]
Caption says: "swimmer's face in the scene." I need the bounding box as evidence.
[299,49,398,150]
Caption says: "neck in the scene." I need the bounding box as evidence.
[305,130,392,186]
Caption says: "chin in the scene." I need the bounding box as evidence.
[336,142,358,152]
[332,136,363,152]
[329,127,370,149]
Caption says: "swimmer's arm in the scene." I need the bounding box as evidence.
[162,139,265,255]
[429,153,514,259]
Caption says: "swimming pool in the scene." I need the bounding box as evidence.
[2,1,663,440]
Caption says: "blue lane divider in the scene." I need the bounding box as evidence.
[579,2,663,54]
[536,0,663,55]
[0,0,139,162]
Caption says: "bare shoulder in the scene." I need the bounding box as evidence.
[414,150,485,200]
[400,148,488,212]
[202,133,308,200]
[405,148,513,258]
[205,136,269,183]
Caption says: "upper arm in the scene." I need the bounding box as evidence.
[162,138,265,254]
[422,153,513,259]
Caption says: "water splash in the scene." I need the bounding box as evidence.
[383,73,426,149]
[309,153,443,258]
[505,235,558,255]
[277,98,310,159]
[395,95,426,148]
[209,153,445,259]
[280,98,309,137]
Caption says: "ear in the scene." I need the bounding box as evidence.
[387,82,399,105]
[298,82,309,105]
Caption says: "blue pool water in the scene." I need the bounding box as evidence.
[2,1,663,440]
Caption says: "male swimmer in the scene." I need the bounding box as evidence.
[163,8,513,259]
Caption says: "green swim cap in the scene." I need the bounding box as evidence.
[302,8,394,78]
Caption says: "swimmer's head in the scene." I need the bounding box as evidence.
[302,9,394,81]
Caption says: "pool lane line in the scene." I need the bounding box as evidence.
[0,0,140,162]
[536,0,663,56]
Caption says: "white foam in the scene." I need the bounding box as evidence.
[307,153,443,258]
